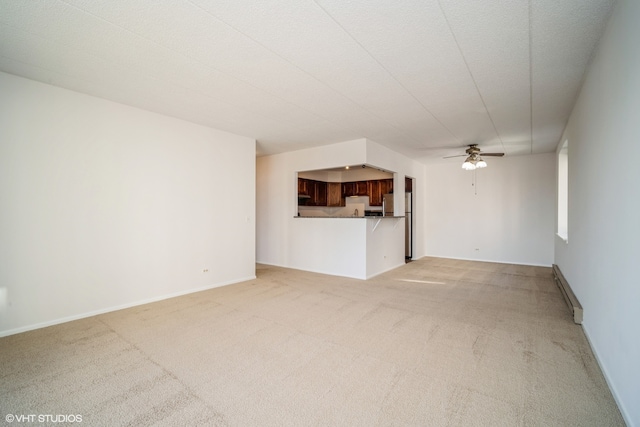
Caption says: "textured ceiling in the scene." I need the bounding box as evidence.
[0,0,615,162]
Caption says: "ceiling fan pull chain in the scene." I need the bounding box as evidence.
[474,170,478,196]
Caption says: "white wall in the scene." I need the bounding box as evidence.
[365,139,427,258]
[554,0,640,424]
[0,72,256,337]
[424,153,555,266]
[256,138,425,278]
[366,217,405,277]
[298,167,392,182]
[290,218,368,278]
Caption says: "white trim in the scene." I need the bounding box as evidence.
[582,322,632,427]
[421,255,552,268]
[365,261,407,280]
[258,261,406,281]
[0,276,256,338]
[257,261,365,280]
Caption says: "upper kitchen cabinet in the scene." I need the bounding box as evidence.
[344,179,388,201]
[356,181,368,196]
[342,181,367,197]
[342,181,369,197]
[298,178,310,196]
[298,178,327,206]
[341,182,356,197]
[367,179,394,206]
[380,178,393,196]
[298,165,394,207]
[312,181,328,206]
[368,180,381,206]
[342,181,368,197]
[327,182,343,207]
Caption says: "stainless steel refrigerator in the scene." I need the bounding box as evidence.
[405,192,412,260]
[383,193,412,260]
[382,193,394,216]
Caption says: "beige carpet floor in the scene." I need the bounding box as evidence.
[0,257,624,426]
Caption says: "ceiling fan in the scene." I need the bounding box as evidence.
[444,144,504,170]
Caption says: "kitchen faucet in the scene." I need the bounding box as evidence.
[354,208,359,217]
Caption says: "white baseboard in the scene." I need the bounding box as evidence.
[0,275,256,338]
[257,260,407,281]
[365,262,406,279]
[421,254,552,268]
[257,261,366,280]
[581,322,633,427]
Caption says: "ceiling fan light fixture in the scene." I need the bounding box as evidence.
[462,156,476,170]
[450,145,502,170]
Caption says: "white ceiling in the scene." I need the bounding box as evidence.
[0,0,615,162]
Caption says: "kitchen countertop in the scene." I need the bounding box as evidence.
[294,215,405,219]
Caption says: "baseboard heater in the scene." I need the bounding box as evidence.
[552,264,583,324]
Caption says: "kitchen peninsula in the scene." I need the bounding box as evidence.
[291,165,407,279]
[257,137,422,280]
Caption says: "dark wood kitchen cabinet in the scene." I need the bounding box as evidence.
[380,178,393,196]
[327,182,343,207]
[298,178,310,196]
[341,182,356,197]
[342,181,369,197]
[356,181,368,196]
[368,180,382,206]
[367,179,394,206]
[312,181,327,206]
[298,178,327,206]
[299,177,394,207]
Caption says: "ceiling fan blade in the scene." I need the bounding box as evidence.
[443,154,468,159]
[480,153,504,157]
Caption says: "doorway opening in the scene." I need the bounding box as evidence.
[405,176,414,262]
